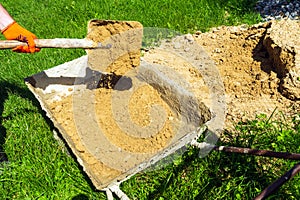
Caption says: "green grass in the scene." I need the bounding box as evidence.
[2,0,298,199]
[121,110,300,199]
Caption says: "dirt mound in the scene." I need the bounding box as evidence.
[194,19,300,128]
[264,19,300,100]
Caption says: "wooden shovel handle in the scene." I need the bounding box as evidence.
[0,39,111,49]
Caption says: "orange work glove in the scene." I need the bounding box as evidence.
[2,22,40,53]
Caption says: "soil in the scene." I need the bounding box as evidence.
[86,19,143,75]
[47,81,179,180]
[94,84,176,153]
[193,19,300,129]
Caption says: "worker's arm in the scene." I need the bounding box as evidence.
[0,4,14,30]
[0,4,40,53]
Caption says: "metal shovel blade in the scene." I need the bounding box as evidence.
[25,67,132,91]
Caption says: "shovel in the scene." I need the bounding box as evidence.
[5,20,143,91]
[0,38,134,90]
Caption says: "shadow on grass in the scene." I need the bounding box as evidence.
[141,129,289,199]
[0,81,45,163]
[215,0,258,12]
[72,194,90,200]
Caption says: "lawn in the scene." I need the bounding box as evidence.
[0,0,299,199]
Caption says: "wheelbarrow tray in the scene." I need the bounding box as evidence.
[25,53,211,189]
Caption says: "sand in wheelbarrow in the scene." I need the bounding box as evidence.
[42,20,212,189]
[46,58,210,189]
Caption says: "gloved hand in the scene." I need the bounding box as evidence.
[2,22,40,53]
